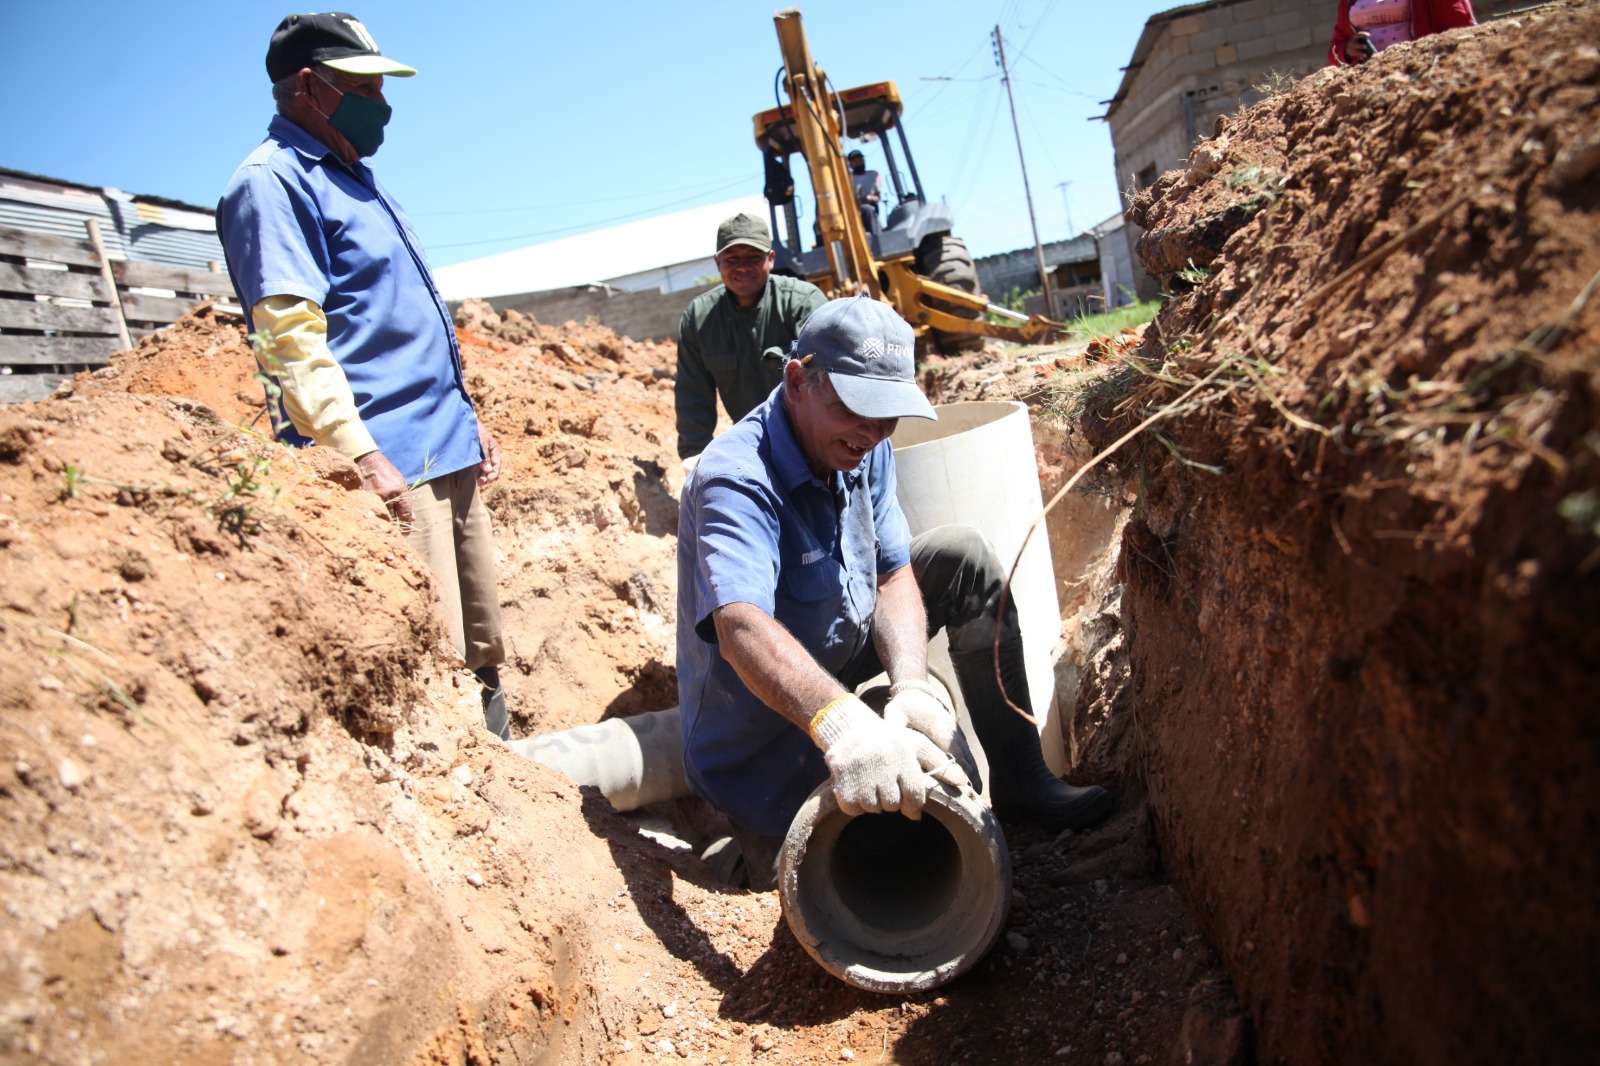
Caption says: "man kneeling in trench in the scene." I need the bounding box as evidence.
[676,294,1112,890]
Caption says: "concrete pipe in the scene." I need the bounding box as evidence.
[505,707,689,812]
[777,780,1012,993]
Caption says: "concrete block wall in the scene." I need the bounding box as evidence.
[478,281,719,344]
[974,234,1099,304]
[1106,0,1332,296]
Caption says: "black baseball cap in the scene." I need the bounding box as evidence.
[715,213,771,255]
[266,12,417,83]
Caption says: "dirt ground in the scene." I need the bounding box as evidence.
[2,5,1594,1064]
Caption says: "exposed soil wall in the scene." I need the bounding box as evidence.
[1088,4,1600,1062]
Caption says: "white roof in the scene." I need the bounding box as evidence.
[431,194,769,301]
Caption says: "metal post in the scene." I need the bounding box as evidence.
[993,26,1056,320]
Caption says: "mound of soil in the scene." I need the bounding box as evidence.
[70,300,689,739]
[1087,3,1600,1062]
[0,392,636,1063]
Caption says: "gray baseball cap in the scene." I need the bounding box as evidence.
[793,294,937,421]
[715,213,771,255]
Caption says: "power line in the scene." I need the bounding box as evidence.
[1012,0,1058,62]
[428,178,757,251]
[1014,53,1098,100]
[411,175,752,218]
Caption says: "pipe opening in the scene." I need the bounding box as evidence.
[782,785,1011,993]
[825,813,961,932]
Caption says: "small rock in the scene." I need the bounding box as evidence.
[1056,1048,1073,1058]
[656,1039,676,1056]
[1094,879,1109,895]
[38,676,63,691]
[661,1003,677,1019]
[1173,948,1184,961]
[449,764,473,787]
[466,873,485,887]
[617,1040,635,1053]
[58,758,84,791]
[841,1049,856,1061]
[1006,932,1030,954]
[1116,953,1128,965]
[1106,1053,1126,1066]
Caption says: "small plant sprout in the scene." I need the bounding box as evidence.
[1177,259,1212,286]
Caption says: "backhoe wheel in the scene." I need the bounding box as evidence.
[916,235,986,354]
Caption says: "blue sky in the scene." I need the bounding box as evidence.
[1,0,1180,267]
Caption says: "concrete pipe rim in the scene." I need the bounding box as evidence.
[777,780,1012,994]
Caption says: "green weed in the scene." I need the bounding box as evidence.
[1067,299,1160,340]
[1176,259,1211,287]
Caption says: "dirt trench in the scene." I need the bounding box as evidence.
[2,295,1235,1065]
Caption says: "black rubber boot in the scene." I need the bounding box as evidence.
[950,642,1113,829]
[474,666,511,741]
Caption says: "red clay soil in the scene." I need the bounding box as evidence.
[1082,3,1599,1063]
[9,298,1233,1064]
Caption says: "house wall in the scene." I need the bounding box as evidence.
[1105,0,1535,300]
[1107,0,1330,300]
[975,234,1100,307]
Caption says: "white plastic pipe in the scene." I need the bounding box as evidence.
[890,401,1068,773]
[505,707,687,812]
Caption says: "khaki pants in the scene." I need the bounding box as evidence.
[404,466,505,673]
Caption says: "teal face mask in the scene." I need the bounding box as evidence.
[327,91,391,158]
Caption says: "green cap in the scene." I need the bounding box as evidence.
[715,213,771,255]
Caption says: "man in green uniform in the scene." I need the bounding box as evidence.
[675,213,827,460]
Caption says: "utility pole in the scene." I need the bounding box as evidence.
[1056,180,1075,238]
[993,25,1056,320]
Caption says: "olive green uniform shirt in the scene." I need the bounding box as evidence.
[675,274,827,459]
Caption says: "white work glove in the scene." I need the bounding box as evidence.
[883,678,958,754]
[811,694,968,819]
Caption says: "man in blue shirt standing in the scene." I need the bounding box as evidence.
[677,295,1111,890]
[217,12,512,738]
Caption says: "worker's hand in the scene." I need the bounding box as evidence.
[884,679,958,754]
[1344,31,1375,63]
[477,423,501,486]
[355,450,414,524]
[811,694,935,819]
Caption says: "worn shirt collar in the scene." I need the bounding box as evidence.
[267,114,368,177]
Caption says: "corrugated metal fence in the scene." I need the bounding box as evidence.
[0,171,237,403]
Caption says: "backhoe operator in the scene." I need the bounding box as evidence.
[847,150,884,235]
[675,214,826,461]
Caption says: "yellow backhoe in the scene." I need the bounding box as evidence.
[754,8,1063,353]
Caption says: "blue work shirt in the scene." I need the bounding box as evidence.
[216,115,482,485]
[676,385,912,837]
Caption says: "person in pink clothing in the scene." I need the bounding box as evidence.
[1329,0,1476,65]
